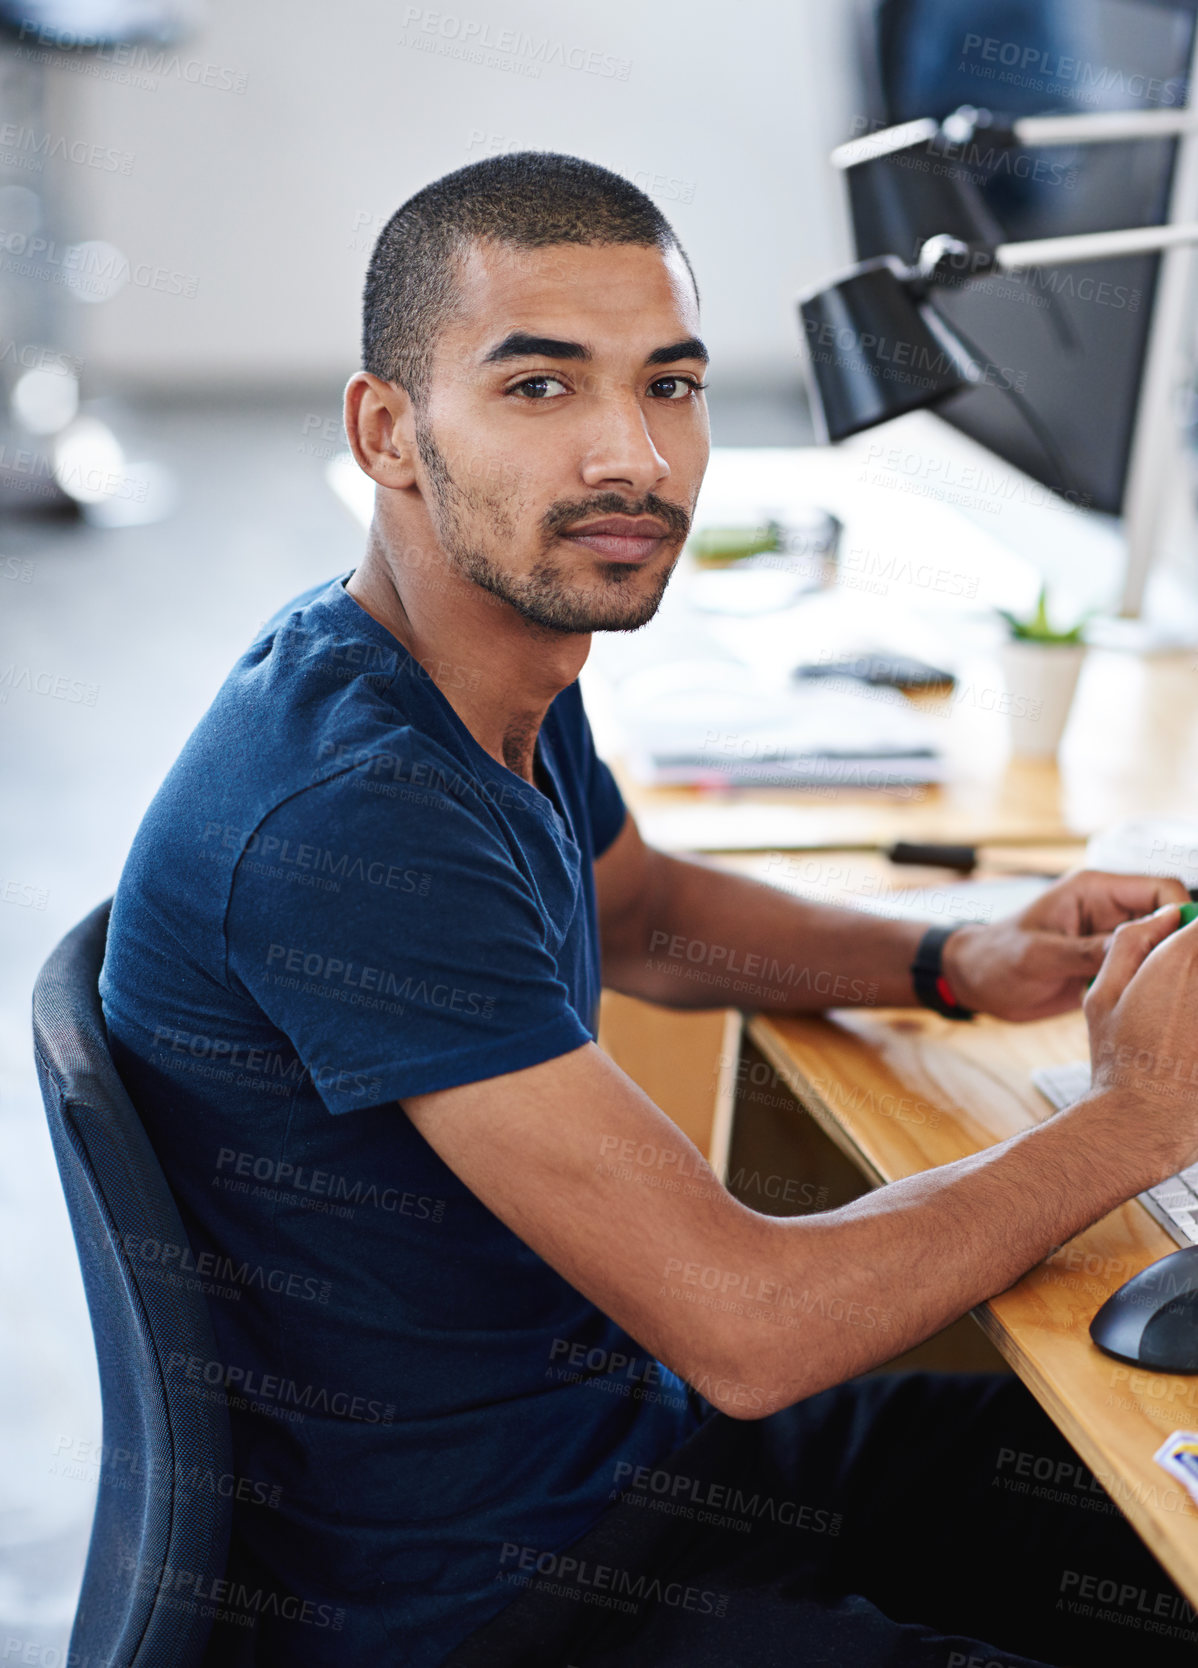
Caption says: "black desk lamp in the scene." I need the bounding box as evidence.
[800,223,1198,446]
[800,103,1198,447]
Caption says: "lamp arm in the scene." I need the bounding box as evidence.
[993,220,1198,270]
[915,222,1198,282]
[1013,109,1198,147]
[832,106,1198,173]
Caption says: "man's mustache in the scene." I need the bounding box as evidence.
[542,494,691,543]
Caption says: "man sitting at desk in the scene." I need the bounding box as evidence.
[100,153,1198,1668]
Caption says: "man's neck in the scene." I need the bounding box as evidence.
[344,523,590,787]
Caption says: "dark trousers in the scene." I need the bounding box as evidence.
[445,1370,1198,1668]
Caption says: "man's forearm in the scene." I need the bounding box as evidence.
[692,1090,1153,1415]
[631,850,933,1011]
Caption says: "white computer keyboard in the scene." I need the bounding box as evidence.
[1031,1060,1198,1247]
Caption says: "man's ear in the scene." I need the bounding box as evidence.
[344,372,418,490]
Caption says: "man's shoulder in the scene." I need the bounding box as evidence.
[159,577,413,813]
[118,577,490,909]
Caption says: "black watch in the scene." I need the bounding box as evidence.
[910,924,975,1020]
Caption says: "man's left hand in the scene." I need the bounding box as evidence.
[940,868,1191,1023]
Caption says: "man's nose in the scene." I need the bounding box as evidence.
[578,392,670,495]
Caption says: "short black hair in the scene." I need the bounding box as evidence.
[361,151,697,409]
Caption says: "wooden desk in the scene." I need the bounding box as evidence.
[747,940,1198,1608]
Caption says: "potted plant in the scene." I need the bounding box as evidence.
[995,586,1090,758]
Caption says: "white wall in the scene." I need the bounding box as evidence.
[28,0,858,392]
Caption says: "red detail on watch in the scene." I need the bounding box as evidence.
[935,974,960,1009]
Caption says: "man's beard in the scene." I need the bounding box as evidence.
[414,417,688,634]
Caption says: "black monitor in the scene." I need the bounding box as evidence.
[851,0,1198,516]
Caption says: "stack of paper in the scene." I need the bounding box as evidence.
[611,660,944,789]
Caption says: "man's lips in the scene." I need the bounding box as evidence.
[559,516,674,563]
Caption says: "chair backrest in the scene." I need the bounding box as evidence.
[32,900,233,1668]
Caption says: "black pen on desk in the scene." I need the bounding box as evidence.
[885,841,1062,879]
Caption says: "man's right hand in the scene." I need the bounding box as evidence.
[1082,902,1198,1184]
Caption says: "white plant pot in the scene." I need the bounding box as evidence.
[997,640,1087,758]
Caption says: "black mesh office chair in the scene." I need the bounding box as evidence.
[32,899,234,1667]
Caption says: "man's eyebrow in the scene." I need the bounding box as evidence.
[645,336,709,367]
[481,332,590,365]
[479,331,710,368]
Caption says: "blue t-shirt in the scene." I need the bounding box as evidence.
[99,574,709,1666]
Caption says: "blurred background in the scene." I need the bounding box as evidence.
[5,1,1198,1657]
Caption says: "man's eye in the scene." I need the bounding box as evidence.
[511,375,569,400]
[649,376,706,400]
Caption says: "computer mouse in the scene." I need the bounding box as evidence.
[1091,1246,1198,1371]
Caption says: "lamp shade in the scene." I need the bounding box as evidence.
[797,257,972,442]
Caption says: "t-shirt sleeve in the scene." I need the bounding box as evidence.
[224,764,593,1114]
[571,683,627,861]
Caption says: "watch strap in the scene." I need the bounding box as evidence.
[910,924,974,1020]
